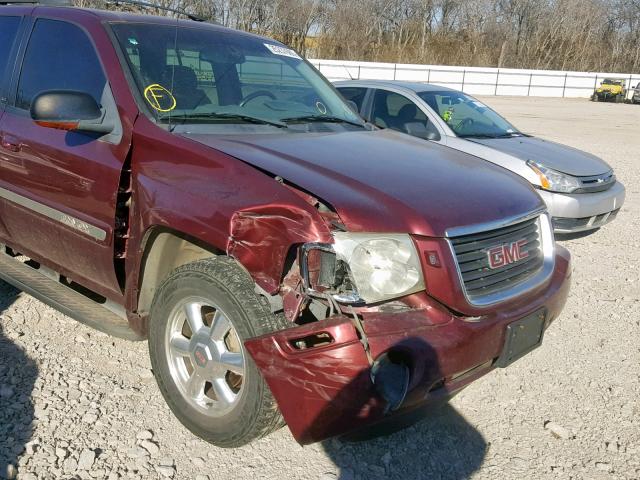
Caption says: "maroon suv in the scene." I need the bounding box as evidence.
[0,4,571,447]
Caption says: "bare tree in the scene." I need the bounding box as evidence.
[74,0,640,73]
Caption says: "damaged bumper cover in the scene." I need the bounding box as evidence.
[245,246,571,444]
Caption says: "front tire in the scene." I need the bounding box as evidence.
[148,257,289,447]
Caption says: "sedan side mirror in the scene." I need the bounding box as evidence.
[345,100,359,113]
[405,121,441,142]
[30,91,114,134]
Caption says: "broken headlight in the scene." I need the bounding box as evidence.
[301,233,425,304]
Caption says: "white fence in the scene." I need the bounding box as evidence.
[310,59,640,99]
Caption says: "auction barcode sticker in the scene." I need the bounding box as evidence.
[264,43,302,59]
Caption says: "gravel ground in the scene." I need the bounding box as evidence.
[0,97,638,480]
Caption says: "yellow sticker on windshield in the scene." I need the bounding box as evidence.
[144,84,177,112]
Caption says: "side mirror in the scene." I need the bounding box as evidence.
[405,121,441,142]
[30,91,114,134]
[345,100,359,113]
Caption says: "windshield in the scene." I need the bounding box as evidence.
[418,90,521,138]
[111,23,362,129]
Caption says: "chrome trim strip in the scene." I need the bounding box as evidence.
[0,186,106,241]
[447,213,555,308]
[578,170,614,183]
[444,207,546,238]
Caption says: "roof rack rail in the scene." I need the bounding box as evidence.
[105,0,207,22]
[0,0,72,5]
[0,0,209,22]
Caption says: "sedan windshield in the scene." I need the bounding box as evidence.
[111,24,363,130]
[418,90,521,138]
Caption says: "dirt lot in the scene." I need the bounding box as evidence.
[0,97,638,480]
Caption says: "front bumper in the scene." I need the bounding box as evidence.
[538,182,625,233]
[245,246,571,444]
[594,91,619,100]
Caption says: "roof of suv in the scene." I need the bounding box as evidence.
[333,79,457,94]
[0,4,261,38]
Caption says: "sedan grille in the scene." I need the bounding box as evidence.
[575,171,615,193]
[450,216,545,302]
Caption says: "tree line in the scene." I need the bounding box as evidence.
[79,0,640,73]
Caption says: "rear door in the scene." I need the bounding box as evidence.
[0,15,23,119]
[0,16,128,298]
[0,15,27,242]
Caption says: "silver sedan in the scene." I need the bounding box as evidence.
[633,83,640,104]
[334,80,626,234]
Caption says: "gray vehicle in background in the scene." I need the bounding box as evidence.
[633,84,640,104]
[335,80,626,234]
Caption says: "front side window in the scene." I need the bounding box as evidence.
[370,90,440,140]
[16,19,107,111]
[111,23,363,130]
[0,16,22,100]
[419,90,520,138]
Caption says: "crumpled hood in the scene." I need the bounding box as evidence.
[184,129,544,237]
[469,136,611,177]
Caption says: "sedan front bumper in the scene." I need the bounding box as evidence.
[538,181,625,233]
[245,247,571,444]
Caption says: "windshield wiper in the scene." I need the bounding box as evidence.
[281,115,366,128]
[159,112,288,128]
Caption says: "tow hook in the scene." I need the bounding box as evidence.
[348,308,410,413]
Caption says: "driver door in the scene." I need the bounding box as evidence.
[0,16,128,298]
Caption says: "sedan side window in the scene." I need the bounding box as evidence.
[16,19,107,111]
[0,16,22,103]
[371,90,440,140]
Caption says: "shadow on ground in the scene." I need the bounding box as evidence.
[290,335,488,480]
[0,280,37,480]
[323,403,486,480]
[555,229,598,242]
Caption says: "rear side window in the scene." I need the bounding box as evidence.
[16,19,107,110]
[0,16,22,100]
[336,87,367,112]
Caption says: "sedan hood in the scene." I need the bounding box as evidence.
[469,136,611,177]
[184,129,543,237]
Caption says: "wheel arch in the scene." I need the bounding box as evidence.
[136,227,226,316]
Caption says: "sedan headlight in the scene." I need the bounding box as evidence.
[527,160,581,194]
[332,233,425,303]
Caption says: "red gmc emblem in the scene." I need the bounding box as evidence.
[487,239,528,269]
[194,349,208,367]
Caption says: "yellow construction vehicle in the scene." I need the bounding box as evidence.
[591,78,627,102]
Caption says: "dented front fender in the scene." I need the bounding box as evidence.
[227,204,332,294]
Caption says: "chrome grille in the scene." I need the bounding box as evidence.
[450,216,545,302]
[576,171,615,193]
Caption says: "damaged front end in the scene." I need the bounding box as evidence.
[242,227,440,444]
[243,220,571,445]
